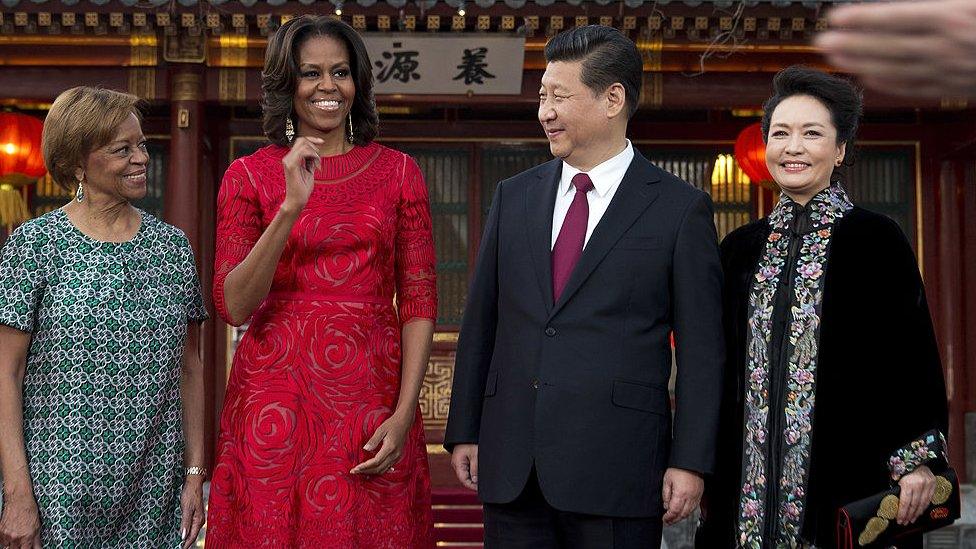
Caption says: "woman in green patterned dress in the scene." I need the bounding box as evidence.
[0,87,209,549]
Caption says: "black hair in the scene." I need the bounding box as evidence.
[761,65,864,173]
[544,25,643,118]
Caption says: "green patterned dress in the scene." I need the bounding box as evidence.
[0,208,208,548]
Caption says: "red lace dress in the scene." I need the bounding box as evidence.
[206,143,437,548]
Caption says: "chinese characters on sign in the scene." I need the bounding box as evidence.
[454,47,496,85]
[365,35,525,94]
[375,47,421,84]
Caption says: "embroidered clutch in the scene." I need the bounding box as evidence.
[836,468,960,548]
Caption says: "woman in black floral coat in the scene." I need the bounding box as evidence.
[697,66,949,549]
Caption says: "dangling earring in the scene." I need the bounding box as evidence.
[75,179,85,202]
[346,113,354,144]
[285,117,295,143]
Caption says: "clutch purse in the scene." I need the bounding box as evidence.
[836,468,960,548]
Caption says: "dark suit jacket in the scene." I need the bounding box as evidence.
[444,151,725,518]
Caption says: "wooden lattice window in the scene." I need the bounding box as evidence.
[638,146,752,240]
[845,148,916,250]
[396,145,471,327]
[480,144,552,224]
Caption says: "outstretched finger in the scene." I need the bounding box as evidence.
[180,504,193,548]
[363,425,387,453]
[898,486,918,525]
[184,508,204,549]
[827,2,952,33]
[352,439,393,474]
[815,32,946,62]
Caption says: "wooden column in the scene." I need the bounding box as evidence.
[935,160,966,475]
[166,69,203,242]
[164,67,217,468]
[964,159,976,480]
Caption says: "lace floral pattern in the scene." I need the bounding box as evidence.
[738,184,853,548]
[206,143,437,548]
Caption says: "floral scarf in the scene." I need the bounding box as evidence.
[737,184,854,548]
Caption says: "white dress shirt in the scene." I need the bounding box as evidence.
[551,140,635,250]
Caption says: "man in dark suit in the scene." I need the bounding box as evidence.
[444,25,724,548]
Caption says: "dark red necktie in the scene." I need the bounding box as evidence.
[552,173,593,302]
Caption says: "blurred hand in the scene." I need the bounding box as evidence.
[897,465,936,526]
[662,467,703,526]
[451,444,479,491]
[816,0,976,98]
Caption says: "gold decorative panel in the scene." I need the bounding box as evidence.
[128,67,156,100]
[164,31,206,63]
[420,353,455,429]
[218,68,247,102]
[129,32,158,66]
[637,34,663,109]
[172,72,202,101]
[218,34,248,67]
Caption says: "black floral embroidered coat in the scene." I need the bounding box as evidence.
[697,205,949,548]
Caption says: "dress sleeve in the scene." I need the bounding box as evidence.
[0,224,45,333]
[177,232,209,323]
[213,159,263,325]
[888,429,948,481]
[394,155,437,325]
[873,216,950,481]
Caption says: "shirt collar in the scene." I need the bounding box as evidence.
[560,140,635,198]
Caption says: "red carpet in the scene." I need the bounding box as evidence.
[432,489,484,547]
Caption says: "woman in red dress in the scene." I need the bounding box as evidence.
[205,16,437,548]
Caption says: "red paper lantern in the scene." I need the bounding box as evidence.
[734,122,773,186]
[0,112,46,183]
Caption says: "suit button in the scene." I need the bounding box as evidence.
[532,379,540,389]
[545,327,556,337]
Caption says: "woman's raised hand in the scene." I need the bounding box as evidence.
[281,136,324,213]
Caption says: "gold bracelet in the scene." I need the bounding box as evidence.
[185,466,207,478]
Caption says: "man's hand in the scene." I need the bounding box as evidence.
[816,0,976,99]
[451,444,479,491]
[662,467,703,526]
